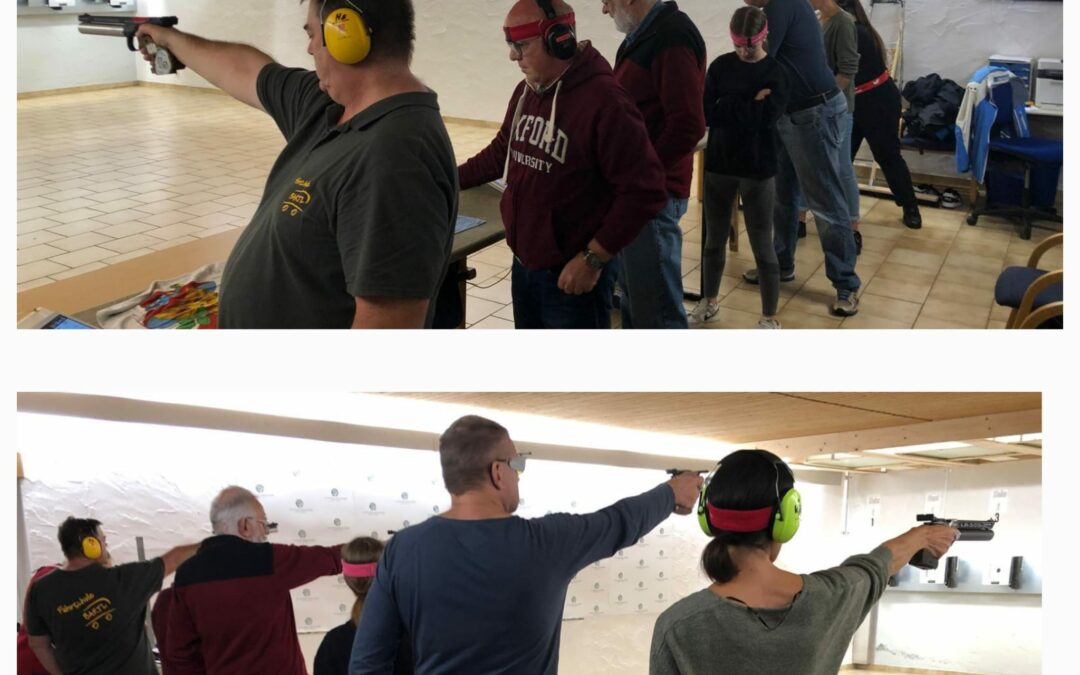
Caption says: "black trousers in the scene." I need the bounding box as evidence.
[851,81,918,208]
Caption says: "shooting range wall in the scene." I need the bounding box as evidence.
[17,410,1043,673]
[125,0,1062,121]
[848,460,1042,674]
[17,10,136,94]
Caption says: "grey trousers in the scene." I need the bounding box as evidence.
[702,172,780,317]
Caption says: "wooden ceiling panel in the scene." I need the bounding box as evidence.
[383,393,1039,445]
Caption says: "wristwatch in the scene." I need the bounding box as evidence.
[582,249,605,270]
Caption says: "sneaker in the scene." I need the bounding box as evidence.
[940,189,961,209]
[902,204,923,229]
[831,288,860,316]
[853,230,863,256]
[757,317,782,329]
[743,268,796,284]
[797,220,807,238]
[688,299,720,326]
[914,183,940,196]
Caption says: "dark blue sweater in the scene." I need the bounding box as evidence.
[764,0,838,108]
[348,484,675,675]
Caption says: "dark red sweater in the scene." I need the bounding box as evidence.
[165,536,341,675]
[614,2,706,199]
[459,43,667,270]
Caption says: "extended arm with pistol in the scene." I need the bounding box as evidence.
[909,513,998,570]
[77,15,185,75]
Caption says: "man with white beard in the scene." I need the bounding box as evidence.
[603,0,706,329]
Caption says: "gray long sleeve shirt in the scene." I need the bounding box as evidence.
[649,546,891,675]
[823,10,860,113]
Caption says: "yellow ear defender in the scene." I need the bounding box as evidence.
[82,536,103,560]
[322,1,373,65]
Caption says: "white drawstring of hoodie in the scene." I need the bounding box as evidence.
[503,64,572,183]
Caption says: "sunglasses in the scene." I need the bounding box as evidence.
[496,456,528,475]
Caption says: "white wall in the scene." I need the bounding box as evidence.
[847,460,1043,674]
[902,0,1062,87]
[22,1,1063,120]
[17,13,136,94]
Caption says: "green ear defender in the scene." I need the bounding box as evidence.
[697,452,801,543]
[772,485,801,543]
[697,462,719,536]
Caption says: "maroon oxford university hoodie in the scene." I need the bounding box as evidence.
[459,42,667,270]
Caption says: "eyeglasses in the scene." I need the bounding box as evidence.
[496,456,528,476]
[247,518,278,534]
[507,37,538,58]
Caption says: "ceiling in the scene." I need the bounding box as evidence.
[386,393,1042,472]
[17,392,1042,474]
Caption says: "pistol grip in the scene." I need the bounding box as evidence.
[124,26,138,52]
[910,548,939,570]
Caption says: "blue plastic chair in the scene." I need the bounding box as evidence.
[966,80,1063,239]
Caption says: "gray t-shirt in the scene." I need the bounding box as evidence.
[650,546,891,675]
[823,10,860,113]
[219,64,458,328]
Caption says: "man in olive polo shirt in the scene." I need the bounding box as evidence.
[136,0,456,328]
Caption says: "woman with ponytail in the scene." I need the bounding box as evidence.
[649,450,960,675]
[314,537,412,675]
[836,0,923,229]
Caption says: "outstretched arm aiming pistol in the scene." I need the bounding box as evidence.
[132,21,274,111]
[907,514,997,570]
[78,15,184,76]
[880,522,961,578]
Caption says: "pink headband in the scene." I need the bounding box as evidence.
[504,12,576,42]
[342,561,377,578]
[707,503,774,532]
[731,24,769,48]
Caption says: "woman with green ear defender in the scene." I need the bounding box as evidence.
[649,450,961,675]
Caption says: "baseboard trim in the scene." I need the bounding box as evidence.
[442,116,501,129]
[17,82,137,99]
[842,664,977,675]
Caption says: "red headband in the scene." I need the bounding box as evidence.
[504,12,576,42]
[731,24,769,48]
[707,503,774,532]
[342,561,377,578]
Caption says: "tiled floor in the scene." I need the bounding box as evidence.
[18,86,1063,329]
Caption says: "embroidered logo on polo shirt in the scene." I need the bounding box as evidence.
[282,178,313,217]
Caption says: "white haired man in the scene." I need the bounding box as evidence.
[161,486,346,674]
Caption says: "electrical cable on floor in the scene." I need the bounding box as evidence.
[466,266,513,290]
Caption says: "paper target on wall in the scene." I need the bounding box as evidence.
[989,488,1009,518]
[867,495,882,528]
[924,492,942,516]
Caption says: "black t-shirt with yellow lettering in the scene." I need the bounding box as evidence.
[24,559,164,675]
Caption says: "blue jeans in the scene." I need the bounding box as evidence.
[838,110,860,223]
[774,93,860,292]
[511,257,616,329]
[615,196,689,329]
[797,110,859,224]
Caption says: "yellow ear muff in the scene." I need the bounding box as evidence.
[323,6,372,65]
[82,536,103,560]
